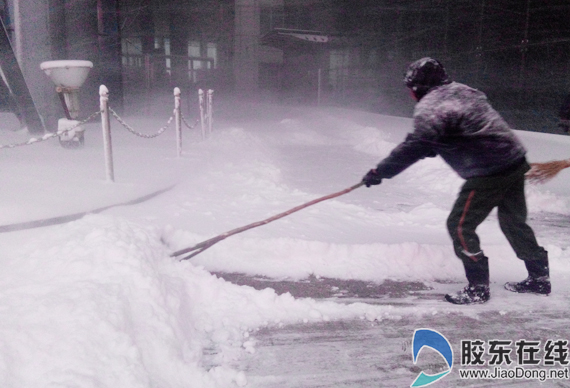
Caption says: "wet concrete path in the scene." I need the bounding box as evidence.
[198,213,570,387]
[211,272,570,388]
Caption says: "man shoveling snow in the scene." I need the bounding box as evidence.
[362,57,550,305]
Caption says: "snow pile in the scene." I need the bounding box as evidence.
[1,215,213,387]
[1,103,570,387]
[526,183,570,214]
[0,214,412,388]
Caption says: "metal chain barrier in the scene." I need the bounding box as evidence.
[2,84,210,184]
[181,113,199,129]
[0,110,101,149]
[109,107,173,139]
[1,89,204,150]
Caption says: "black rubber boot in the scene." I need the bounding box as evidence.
[504,276,550,295]
[445,256,491,304]
[445,284,491,305]
[462,255,490,286]
[504,256,550,295]
[524,256,549,278]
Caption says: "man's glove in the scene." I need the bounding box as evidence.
[362,169,382,187]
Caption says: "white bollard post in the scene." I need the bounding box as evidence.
[317,68,322,106]
[198,89,206,139]
[174,87,182,157]
[99,85,114,182]
[207,89,214,135]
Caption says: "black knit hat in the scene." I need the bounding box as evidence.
[403,57,450,97]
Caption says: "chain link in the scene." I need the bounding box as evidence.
[109,107,173,139]
[181,113,199,129]
[1,104,201,149]
[0,110,101,149]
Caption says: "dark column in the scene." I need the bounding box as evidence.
[45,0,68,128]
[234,0,259,96]
[139,5,158,91]
[169,10,190,89]
[48,0,67,60]
[64,0,99,117]
[97,0,123,113]
[0,17,43,133]
[8,0,49,133]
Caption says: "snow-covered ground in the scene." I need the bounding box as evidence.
[1,100,570,387]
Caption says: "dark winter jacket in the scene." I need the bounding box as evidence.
[375,82,527,180]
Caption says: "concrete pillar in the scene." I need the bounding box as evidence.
[12,0,52,133]
[234,0,259,95]
[97,0,123,113]
[48,0,67,60]
[57,0,99,119]
[169,10,190,89]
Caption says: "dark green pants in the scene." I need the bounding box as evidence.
[446,161,548,285]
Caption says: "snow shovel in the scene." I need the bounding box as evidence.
[526,159,570,184]
[171,181,365,260]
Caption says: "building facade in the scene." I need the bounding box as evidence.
[5,0,570,133]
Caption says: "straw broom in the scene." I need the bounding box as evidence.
[526,159,570,184]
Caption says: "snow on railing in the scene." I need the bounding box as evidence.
[0,110,101,149]
[0,85,213,183]
[198,88,213,139]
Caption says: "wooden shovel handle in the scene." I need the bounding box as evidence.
[171,181,365,260]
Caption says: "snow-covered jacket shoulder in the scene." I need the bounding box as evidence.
[375,82,526,179]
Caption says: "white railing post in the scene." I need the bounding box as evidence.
[99,85,114,182]
[198,89,206,139]
[317,68,322,106]
[207,89,213,135]
[174,87,182,157]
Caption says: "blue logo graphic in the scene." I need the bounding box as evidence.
[411,329,454,387]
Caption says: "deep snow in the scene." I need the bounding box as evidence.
[1,99,570,387]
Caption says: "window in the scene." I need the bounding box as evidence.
[121,37,143,67]
[164,38,171,74]
[187,41,217,82]
[206,43,217,68]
